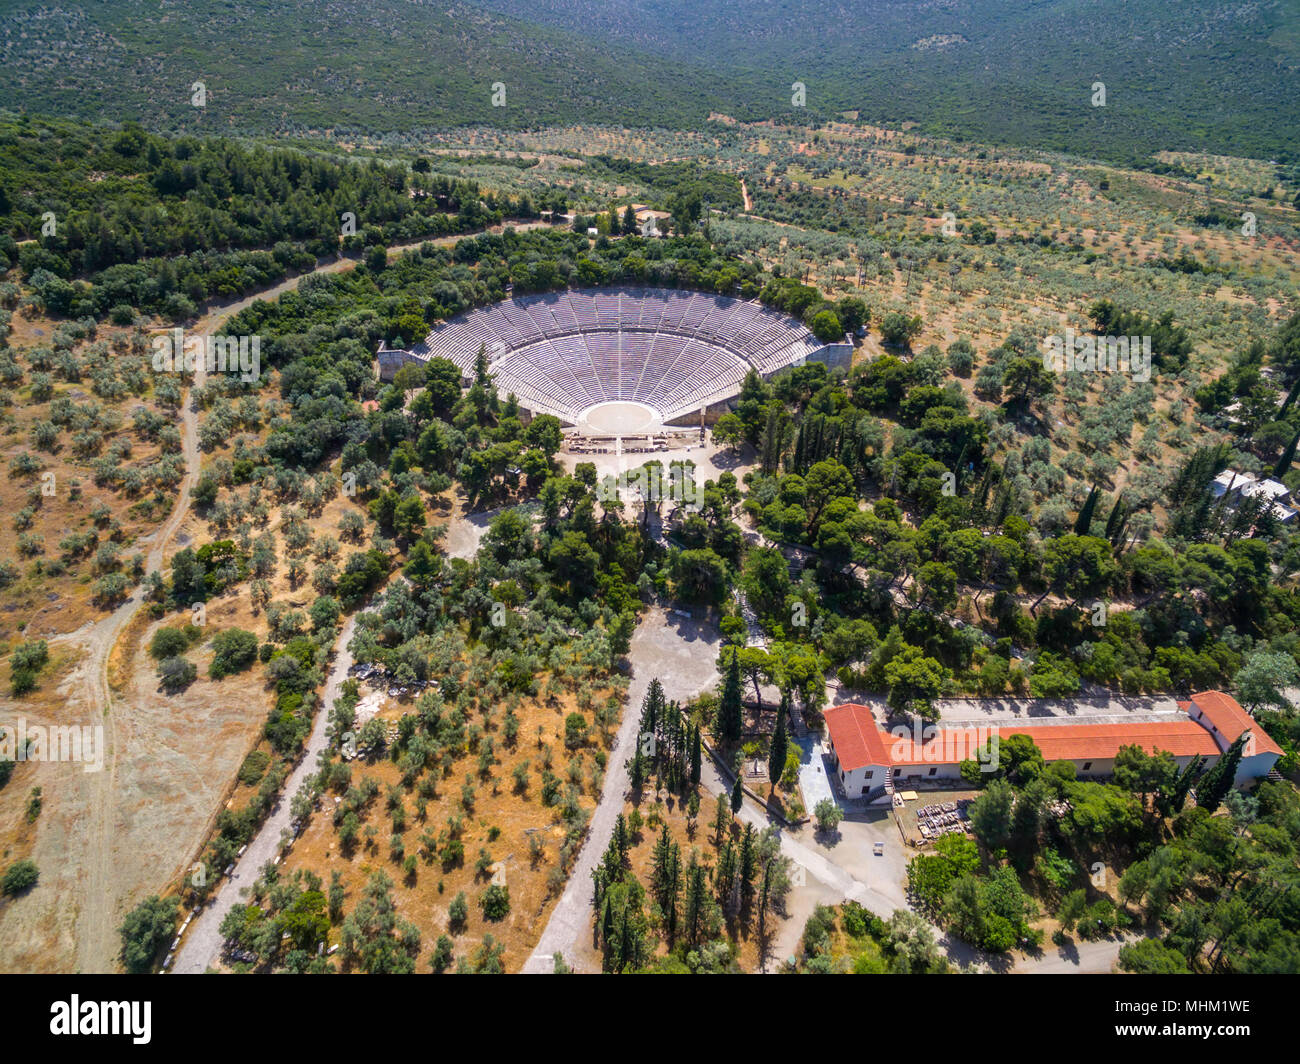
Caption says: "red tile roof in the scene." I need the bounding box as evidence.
[1187,690,1285,758]
[977,722,1218,763]
[824,691,1280,772]
[824,703,889,773]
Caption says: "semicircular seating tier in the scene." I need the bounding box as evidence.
[384,287,828,425]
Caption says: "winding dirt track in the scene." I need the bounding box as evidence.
[171,613,360,974]
[46,353,204,972]
[37,222,546,972]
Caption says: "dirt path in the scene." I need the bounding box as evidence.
[183,219,549,328]
[27,219,548,972]
[171,612,361,974]
[43,350,205,972]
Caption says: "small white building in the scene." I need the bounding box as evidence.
[1211,469,1256,499]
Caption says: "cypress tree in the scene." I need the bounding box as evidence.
[649,825,674,910]
[715,837,737,910]
[683,853,706,946]
[1074,484,1100,535]
[599,892,616,953]
[1162,753,1205,817]
[1110,510,1131,552]
[613,812,630,863]
[1103,493,1126,542]
[760,408,781,475]
[617,905,635,972]
[662,842,681,947]
[1197,733,1247,814]
[719,649,744,744]
[1275,422,1300,477]
[1278,375,1300,417]
[758,858,773,934]
[993,481,1014,526]
[730,774,744,814]
[792,418,807,475]
[767,706,789,795]
[712,791,730,845]
[689,724,702,789]
[739,823,757,919]
[638,678,663,739]
[628,744,646,791]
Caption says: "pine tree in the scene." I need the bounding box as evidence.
[600,880,648,973]
[768,703,789,795]
[1168,443,1232,540]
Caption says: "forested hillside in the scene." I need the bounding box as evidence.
[0,0,744,132]
[472,0,1300,163]
[0,0,1297,163]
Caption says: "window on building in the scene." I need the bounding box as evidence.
[864,770,873,779]
[1082,761,1092,771]
[928,767,937,776]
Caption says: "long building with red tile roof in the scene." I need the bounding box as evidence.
[824,691,1282,800]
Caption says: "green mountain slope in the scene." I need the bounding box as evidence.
[0,0,748,132]
[0,0,1296,161]
[470,0,1300,161]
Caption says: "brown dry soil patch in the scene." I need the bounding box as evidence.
[273,680,618,974]
[0,319,173,643]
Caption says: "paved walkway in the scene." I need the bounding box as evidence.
[793,734,835,812]
[521,605,722,972]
